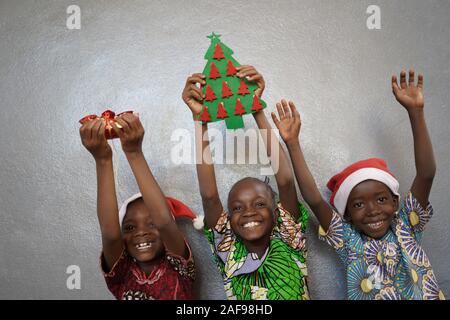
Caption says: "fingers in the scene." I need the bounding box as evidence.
[186,73,206,87]
[236,65,264,82]
[91,118,103,139]
[408,69,415,86]
[112,116,129,138]
[288,101,301,122]
[81,117,99,140]
[276,102,285,119]
[188,84,205,101]
[281,99,291,118]
[271,112,280,128]
[400,70,407,89]
[392,75,400,94]
[114,113,145,141]
[97,119,107,141]
[417,74,424,89]
[236,67,257,78]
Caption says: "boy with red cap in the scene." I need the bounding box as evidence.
[79,112,201,300]
[272,70,445,300]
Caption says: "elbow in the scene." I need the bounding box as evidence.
[200,190,220,203]
[152,213,173,230]
[277,174,295,190]
[306,194,325,210]
[418,166,436,182]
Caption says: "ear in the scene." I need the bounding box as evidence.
[344,204,352,223]
[393,195,400,211]
[272,207,279,225]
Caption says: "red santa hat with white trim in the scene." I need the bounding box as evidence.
[119,193,204,230]
[327,158,400,215]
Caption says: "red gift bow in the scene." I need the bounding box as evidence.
[79,110,134,139]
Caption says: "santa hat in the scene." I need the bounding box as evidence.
[118,193,204,230]
[327,158,400,215]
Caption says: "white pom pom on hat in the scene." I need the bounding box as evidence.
[327,158,400,215]
[118,193,204,230]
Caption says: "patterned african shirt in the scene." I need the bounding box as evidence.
[319,191,445,300]
[100,244,195,300]
[204,202,310,300]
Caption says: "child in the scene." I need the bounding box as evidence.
[182,66,310,300]
[272,70,445,300]
[79,112,197,300]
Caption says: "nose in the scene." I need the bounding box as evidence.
[134,227,150,237]
[366,201,382,216]
[242,209,257,217]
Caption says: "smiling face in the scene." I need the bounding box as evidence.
[345,180,399,239]
[227,178,276,248]
[121,198,165,263]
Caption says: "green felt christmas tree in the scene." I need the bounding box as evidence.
[198,33,267,129]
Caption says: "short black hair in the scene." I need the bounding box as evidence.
[228,176,278,209]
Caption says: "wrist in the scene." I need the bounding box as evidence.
[125,149,144,160]
[286,138,300,150]
[408,109,425,124]
[407,108,425,117]
[95,157,113,166]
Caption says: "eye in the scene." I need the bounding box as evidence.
[123,224,134,232]
[256,202,266,208]
[353,202,364,209]
[232,206,242,213]
[377,196,388,203]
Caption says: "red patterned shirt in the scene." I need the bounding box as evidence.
[100,245,195,300]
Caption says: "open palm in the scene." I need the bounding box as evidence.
[271,100,301,144]
[392,70,424,111]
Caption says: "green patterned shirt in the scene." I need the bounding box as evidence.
[204,202,310,300]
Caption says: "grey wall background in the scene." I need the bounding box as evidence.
[0,0,449,300]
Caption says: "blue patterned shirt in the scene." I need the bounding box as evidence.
[319,192,445,300]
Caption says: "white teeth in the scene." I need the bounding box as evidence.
[243,222,260,228]
[367,221,384,229]
[135,242,152,250]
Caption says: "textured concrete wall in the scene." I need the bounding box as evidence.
[0,0,449,299]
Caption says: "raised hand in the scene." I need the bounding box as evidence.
[271,100,301,144]
[79,118,112,161]
[236,65,265,98]
[112,113,144,154]
[182,73,206,118]
[392,69,424,112]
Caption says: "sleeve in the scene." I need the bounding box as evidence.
[100,249,130,296]
[318,210,351,264]
[275,202,309,251]
[203,210,236,265]
[166,240,196,281]
[397,191,434,242]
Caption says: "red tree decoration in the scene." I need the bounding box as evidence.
[222,81,233,98]
[226,60,237,76]
[205,85,217,102]
[234,99,246,116]
[251,95,263,112]
[216,102,228,119]
[237,80,250,96]
[209,62,221,79]
[213,43,225,60]
[200,106,212,122]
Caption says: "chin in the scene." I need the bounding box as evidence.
[364,227,389,239]
[134,251,160,263]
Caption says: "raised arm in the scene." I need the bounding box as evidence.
[271,100,333,231]
[236,65,300,218]
[79,118,123,270]
[112,114,189,259]
[392,70,436,208]
[182,74,223,229]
